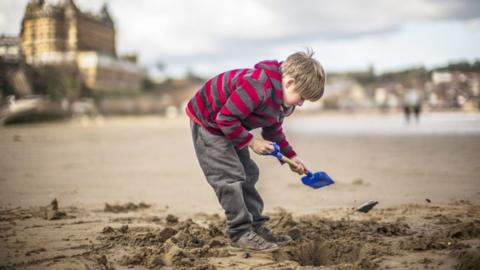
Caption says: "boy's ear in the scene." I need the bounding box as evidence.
[286,78,295,88]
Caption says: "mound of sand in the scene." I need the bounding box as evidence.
[104,202,150,213]
[1,202,479,269]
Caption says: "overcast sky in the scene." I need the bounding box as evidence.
[1,0,480,77]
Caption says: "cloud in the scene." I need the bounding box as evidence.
[102,0,480,74]
[1,0,479,75]
[0,0,29,35]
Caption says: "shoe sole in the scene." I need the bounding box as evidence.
[275,239,292,246]
[229,245,280,253]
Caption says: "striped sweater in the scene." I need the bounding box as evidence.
[186,60,296,158]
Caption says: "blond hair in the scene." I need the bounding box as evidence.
[281,49,325,101]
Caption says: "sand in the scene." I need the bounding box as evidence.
[0,113,479,269]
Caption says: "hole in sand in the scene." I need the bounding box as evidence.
[288,240,362,266]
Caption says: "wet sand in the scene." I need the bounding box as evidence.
[1,113,479,269]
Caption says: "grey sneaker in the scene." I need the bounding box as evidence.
[255,226,292,244]
[231,231,279,251]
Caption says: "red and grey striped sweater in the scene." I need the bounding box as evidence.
[186,60,296,158]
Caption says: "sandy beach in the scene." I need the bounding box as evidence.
[1,112,479,269]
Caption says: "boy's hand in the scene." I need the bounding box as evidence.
[249,138,274,155]
[289,156,308,175]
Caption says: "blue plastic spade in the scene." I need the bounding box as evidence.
[300,171,335,189]
[267,143,335,189]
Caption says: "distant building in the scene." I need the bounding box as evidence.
[0,35,32,97]
[21,0,115,62]
[323,76,371,110]
[19,0,143,93]
[0,35,22,63]
[77,51,143,93]
[432,71,453,85]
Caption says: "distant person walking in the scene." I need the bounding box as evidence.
[403,88,422,125]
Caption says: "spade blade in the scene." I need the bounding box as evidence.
[301,171,335,189]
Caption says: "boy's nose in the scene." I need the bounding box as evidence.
[298,100,304,106]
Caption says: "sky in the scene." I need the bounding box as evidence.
[1,0,480,78]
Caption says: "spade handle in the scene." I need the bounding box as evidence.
[279,155,297,167]
[268,143,310,175]
[279,156,310,176]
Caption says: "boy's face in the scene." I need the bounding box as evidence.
[282,77,305,107]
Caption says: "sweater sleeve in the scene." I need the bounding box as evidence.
[215,74,265,149]
[261,122,297,158]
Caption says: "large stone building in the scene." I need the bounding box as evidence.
[20,0,143,93]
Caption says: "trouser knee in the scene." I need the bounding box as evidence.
[214,182,248,216]
[245,161,259,185]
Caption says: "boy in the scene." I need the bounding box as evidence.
[186,49,325,251]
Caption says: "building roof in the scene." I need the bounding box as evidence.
[22,0,113,25]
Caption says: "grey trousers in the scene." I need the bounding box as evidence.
[190,121,269,241]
